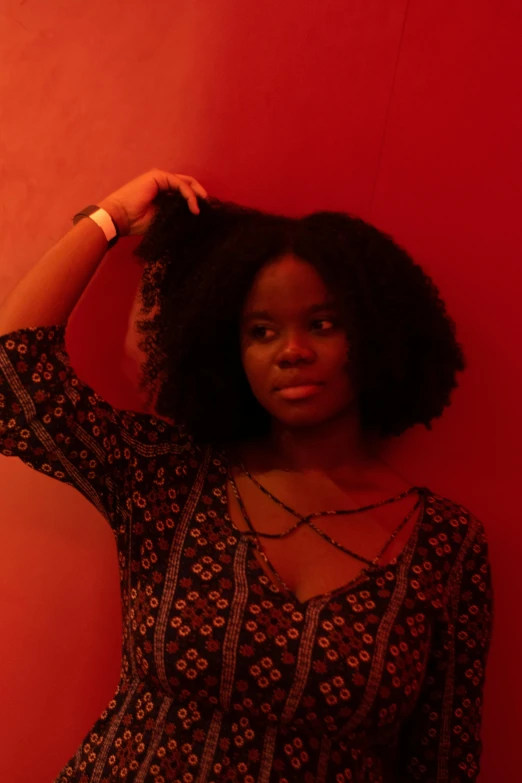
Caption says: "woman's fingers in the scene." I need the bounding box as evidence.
[151,170,208,214]
[175,174,209,199]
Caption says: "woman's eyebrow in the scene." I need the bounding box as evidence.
[243,302,338,322]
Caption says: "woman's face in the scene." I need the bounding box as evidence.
[239,254,359,429]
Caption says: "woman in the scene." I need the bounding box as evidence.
[0,169,493,782]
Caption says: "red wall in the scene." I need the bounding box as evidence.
[1,2,520,780]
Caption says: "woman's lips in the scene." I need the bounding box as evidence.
[275,384,323,400]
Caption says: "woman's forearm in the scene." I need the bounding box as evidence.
[0,200,119,334]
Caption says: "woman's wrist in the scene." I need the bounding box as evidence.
[98,197,130,237]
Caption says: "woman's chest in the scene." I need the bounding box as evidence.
[120,459,441,735]
[126,499,435,736]
[225,475,424,604]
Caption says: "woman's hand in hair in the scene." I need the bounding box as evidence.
[98,168,208,237]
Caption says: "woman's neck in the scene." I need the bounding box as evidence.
[229,418,386,488]
[264,413,380,477]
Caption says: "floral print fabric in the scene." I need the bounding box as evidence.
[0,326,493,782]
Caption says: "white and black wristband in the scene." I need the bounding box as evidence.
[72,205,120,248]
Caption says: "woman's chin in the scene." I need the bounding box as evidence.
[269,406,334,429]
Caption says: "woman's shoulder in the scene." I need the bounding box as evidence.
[117,409,204,461]
[421,485,486,530]
[418,485,490,569]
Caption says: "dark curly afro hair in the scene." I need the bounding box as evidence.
[132,189,466,451]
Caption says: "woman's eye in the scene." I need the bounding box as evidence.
[313,319,335,331]
[250,325,273,339]
[250,320,336,340]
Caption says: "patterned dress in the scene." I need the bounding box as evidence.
[0,325,493,783]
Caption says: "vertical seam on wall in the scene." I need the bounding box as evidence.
[368,0,411,219]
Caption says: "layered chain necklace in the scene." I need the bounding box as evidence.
[227,459,425,578]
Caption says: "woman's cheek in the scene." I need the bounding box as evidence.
[246,359,271,400]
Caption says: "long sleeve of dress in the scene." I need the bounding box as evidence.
[395,514,493,782]
[0,325,192,526]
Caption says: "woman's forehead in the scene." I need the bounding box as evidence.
[244,255,332,304]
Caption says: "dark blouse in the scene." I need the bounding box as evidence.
[0,325,493,783]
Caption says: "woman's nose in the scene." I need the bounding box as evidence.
[277,340,316,364]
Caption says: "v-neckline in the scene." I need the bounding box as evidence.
[217,448,427,607]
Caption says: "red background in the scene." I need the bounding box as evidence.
[1,2,520,780]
